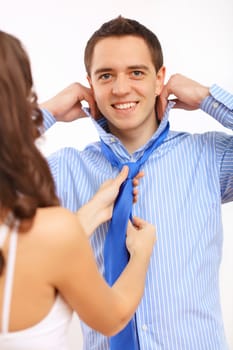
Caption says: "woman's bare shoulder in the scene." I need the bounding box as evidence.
[32,206,84,243]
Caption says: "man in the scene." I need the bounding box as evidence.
[42,16,233,350]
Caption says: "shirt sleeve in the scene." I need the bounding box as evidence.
[42,108,57,131]
[47,147,82,211]
[200,84,233,130]
[201,85,233,203]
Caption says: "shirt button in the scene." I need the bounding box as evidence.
[142,324,148,331]
[212,102,219,109]
[110,137,116,143]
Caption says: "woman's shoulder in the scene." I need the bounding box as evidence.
[37,206,76,223]
[32,207,83,244]
[23,207,85,275]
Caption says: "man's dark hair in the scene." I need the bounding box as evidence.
[84,15,163,75]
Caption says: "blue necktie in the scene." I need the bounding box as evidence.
[101,122,170,350]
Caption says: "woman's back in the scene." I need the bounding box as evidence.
[0,208,73,349]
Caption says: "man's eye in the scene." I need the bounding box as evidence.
[132,71,144,77]
[99,73,111,80]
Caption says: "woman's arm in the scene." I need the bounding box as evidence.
[50,208,155,336]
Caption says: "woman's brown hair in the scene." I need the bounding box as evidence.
[0,31,59,274]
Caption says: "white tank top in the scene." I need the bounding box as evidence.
[0,221,73,350]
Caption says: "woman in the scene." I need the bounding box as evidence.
[0,31,156,349]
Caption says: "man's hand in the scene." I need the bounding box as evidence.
[40,82,99,122]
[157,74,210,119]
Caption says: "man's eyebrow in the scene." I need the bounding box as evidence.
[127,65,149,71]
[93,68,113,75]
[93,65,149,76]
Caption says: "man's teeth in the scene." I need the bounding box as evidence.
[114,102,136,109]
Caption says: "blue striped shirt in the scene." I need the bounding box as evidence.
[44,84,233,350]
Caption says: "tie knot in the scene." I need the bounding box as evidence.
[124,162,141,179]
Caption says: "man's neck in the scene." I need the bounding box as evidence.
[108,119,159,154]
[106,113,159,154]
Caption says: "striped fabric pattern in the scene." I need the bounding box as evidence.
[44,85,233,350]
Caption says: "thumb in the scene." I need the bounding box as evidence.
[127,216,145,232]
[115,165,129,186]
[131,216,146,229]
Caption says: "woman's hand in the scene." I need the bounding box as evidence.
[77,166,144,237]
[126,217,156,259]
[94,166,144,221]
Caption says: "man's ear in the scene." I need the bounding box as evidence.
[155,66,166,96]
[87,75,93,88]
[86,75,102,119]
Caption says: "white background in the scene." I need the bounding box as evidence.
[1,0,232,348]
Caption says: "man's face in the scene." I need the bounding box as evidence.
[87,35,165,144]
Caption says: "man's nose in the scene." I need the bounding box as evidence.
[112,75,130,95]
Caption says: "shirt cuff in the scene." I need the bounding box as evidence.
[200,84,233,129]
[42,108,57,131]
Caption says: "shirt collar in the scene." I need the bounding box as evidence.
[83,101,175,155]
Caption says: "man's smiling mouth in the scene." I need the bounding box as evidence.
[112,102,138,110]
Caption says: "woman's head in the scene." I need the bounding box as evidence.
[0,30,43,146]
[0,31,59,273]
